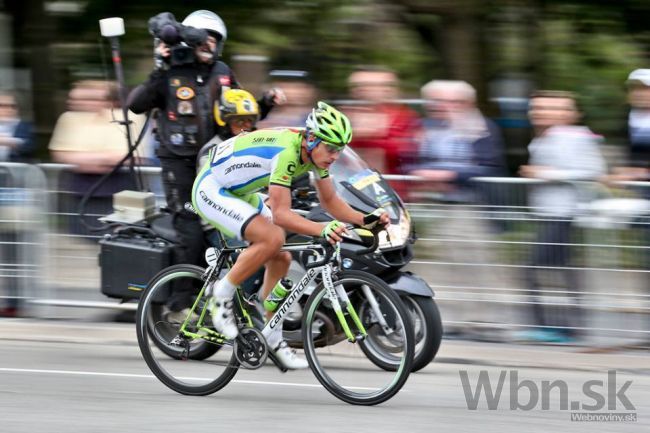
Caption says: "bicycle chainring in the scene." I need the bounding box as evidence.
[234,328,268,369]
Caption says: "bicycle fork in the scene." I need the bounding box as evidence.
[322,266,367,342]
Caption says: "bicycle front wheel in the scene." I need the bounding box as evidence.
[302,271,414,405]
[136,264,238,396]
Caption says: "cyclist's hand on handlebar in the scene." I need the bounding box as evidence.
[321,220,347,245]
[361,208,390,231]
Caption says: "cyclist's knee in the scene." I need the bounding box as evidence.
[275,250,292,266]
[266,226,285,251]
[245,216,285,250]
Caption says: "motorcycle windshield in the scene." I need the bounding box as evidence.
[330,148,401,220]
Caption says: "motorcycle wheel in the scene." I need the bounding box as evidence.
[359,295,442,372]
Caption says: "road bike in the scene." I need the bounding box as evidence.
[136,226,415,405]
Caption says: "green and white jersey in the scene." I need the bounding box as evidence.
[204,128,329,195]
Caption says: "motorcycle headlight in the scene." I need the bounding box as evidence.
[378,209,410,249]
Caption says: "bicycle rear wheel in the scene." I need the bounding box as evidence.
[302,271,414,405]
[136,264,238,396]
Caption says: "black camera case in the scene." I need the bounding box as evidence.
[99,227,173,301]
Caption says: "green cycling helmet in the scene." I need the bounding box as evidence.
[305,101,353,150]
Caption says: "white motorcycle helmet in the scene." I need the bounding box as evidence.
[182,10,228,57]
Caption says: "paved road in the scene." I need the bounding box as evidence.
[0,320,647,433]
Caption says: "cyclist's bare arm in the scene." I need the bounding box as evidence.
[267,184,326,236]
[314,177,364,225]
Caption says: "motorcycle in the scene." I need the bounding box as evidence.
[99,147,441,372]
[273,147,442,372]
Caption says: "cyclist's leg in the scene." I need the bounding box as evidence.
[212,217,287,341]
[193,174,284,338]
[239,194,292,314]
[228,215,285,284]
[261,251,292,313]
[244,198,307,368]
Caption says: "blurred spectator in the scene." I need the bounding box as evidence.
[409,80,506,202]
[0,92,35,162]
[0,92,35,317]
[406,80,506,336]
[345,66,420,198]
[608,69,650,182]
[48,80,147,237]
[519,90,607,343]
[620,69,650,344]
[625,69,650,177]
[257,70,314,128]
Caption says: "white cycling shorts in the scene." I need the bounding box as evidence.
[192,168,272,240]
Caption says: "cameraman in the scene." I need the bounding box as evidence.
[128,10,283,320]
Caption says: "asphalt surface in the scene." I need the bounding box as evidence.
[0,318,648,433]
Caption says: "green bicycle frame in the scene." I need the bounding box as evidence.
[175,240,369,345]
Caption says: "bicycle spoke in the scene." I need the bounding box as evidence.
[136,265,238,395]
[303,271,414,405]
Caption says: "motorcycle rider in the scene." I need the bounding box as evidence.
[197,88,260,169]
[192,101,389,368]
[127,10,283,322]
[215,88,261,136]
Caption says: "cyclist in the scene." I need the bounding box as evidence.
[192,101,389,369]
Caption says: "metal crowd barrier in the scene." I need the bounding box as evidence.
[30,164,164,314]
[1,163,648,344]
[383,174,650,344]
[0,163,47,317]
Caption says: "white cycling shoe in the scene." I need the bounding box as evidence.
[274,341,309,370]
[209,297,239,340]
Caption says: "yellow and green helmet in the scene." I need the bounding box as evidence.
[305,101,353,150]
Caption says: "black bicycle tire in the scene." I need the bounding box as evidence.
[136,264,238,396]
[302,270,414,405]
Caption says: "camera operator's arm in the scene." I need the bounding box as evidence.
[127,70,167,114]
[213,60,278,120]
[259,88,286,120]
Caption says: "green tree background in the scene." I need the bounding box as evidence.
[3,0,650,164]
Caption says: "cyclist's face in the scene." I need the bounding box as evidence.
[311,140,343,169]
